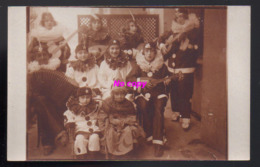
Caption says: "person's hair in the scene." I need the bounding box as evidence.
[173,8,189,21]
[90,16,103,28]
[124,20,142,34]
[40,12,57,27]
[111,88,127,99]
[142,48,157,56]
[142,42,157,55]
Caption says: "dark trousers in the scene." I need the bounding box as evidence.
[170,74,194,118]
[135,95,167,143]
[34,96,64,146]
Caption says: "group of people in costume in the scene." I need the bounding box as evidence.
[27,8,201,159]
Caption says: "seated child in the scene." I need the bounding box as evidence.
[126,42,171,157]
[65,43,100,90]
[102,86,145,158]
[98,39,132,99]
[63,87,106,159]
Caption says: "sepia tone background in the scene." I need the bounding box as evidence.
[24,6,228,160]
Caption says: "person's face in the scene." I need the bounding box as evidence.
[113,92,126,103]
[76,50,89,61]
[176,15,186,25]
[79,95,91,105]
[91,20,102,31]
[129,22,137,34]
[109,45,120,58]
[144,49,156,62]
[43,16,55,30]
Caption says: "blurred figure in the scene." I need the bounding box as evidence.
[28,12,71,73]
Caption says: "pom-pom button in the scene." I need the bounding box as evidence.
[89,128,94,133]
[85,116,90,121]
[147,72,153,77]
[82,77,87,82]
[87,121,92,126]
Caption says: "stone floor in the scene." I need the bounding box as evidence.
[27,100,226,161]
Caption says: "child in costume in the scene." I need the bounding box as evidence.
[102,86,145,158]
[63,87,107,159]
[81,14,111,47]
[80,14,111,66]
[119,19,144,61]
[158,8,200,129]
[126,42,172,157]
[65,43,100,90]
[28,12,70,73]
[98,39,132,99]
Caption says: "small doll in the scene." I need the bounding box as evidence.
[63,87,106,159]
[102,86,145,157]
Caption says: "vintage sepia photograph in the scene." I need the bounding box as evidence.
[23,6,229,160]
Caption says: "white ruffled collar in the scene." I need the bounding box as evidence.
[171,13,200,33]
[30,25,64,42]
[136,50,164,73]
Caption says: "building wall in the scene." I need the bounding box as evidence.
[200,8,227,156]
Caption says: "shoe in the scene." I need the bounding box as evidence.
[55,130,69,146]
[181,118,190,129]
[43,145,53,156]
[171,112,180,121]
[146,136,153,145]
[154,144,164,157]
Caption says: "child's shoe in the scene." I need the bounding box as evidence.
[154,144,164,157]
[43,145,53,156]
[171,112,180,121]
[181,118,190,130]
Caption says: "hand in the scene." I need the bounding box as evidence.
[160,43,167,55]
[167,35,175,43]
[146,81,154,89]
[47,41,55,46]
[178,71,184,81]
[164,78,171,85]
[59,40,67,47]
